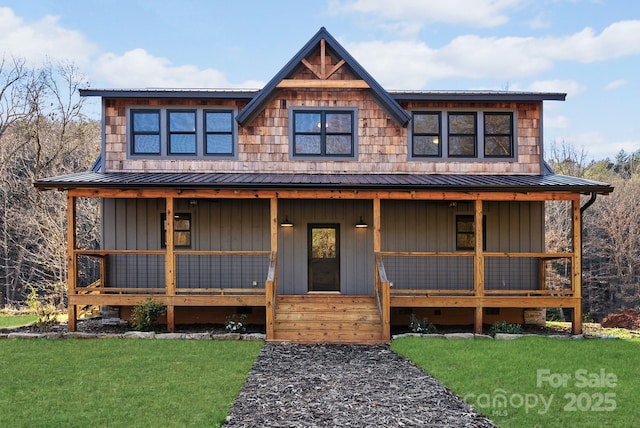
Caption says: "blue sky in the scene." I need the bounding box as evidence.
[1,0,639,161]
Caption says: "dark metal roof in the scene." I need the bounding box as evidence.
[390,90,566,102]
[79,88,259,99]
[235,27,411,127]
[34,171,613,194]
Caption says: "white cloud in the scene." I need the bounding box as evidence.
[545,115,570,129]
[0,7,262,89]
[331,0,521,29]
[0,7,97,67]
[92,49,262,88]
[347,21,640,89]
[545,21,640,63]
[603,79,627,91]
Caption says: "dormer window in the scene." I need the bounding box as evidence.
[291,108,356,159]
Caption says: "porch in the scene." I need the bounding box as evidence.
[64,187,585,342]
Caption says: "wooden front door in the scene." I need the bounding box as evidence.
[308,224,340,292]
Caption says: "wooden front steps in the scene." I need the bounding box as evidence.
[272,295,386,344]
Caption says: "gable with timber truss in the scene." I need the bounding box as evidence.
[236,27,410,127]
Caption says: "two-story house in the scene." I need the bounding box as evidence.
[36,28,612,343]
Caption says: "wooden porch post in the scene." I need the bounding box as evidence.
[66,194,77,331]
[572,199,582,335]
[373,197,389,340]
[373,197,381,254]
[474,199,484,334]
[265,197,278,340]
[165,197,175,332]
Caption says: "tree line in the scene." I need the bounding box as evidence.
[0,58,637,321]
[0,57,99,308]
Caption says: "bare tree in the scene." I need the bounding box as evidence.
[0,58,99,307]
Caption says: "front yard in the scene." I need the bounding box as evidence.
[393,336,640,428]
[2,314,638,427]
[0,339,262,427]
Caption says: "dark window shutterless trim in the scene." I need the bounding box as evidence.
[291,109,355,158]
[483,112,514,158]
[131,109,161,155]
[167,110,197,155]
[448,112,477,158]
[411,112,442,158]
[204,109,234,156]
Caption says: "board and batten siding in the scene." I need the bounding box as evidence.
[277,199,374,295]
[102,198,270,290]
[381,200,544,291]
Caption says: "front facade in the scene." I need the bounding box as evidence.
[37,28,612,343]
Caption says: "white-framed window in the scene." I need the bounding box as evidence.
[129,107,236,158]
[410,110,516,160]
[290,108,357,159]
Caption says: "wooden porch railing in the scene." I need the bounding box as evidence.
[374,253,390,341]
[380,251,575,297]
[72,249,271,295]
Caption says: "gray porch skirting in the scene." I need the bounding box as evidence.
[224,343,496,427]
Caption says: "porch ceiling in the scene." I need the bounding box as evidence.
[35,171,613,194]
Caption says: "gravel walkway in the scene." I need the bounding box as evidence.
[224,343,496,427]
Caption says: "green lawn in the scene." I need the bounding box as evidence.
[0,314,38,328]
[0,339,262,427]
[392,336,640,428]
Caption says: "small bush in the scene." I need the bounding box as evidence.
[225,313,247,333]
[409,313,436,334]
[489,320,523,336]
[26,286,58,331]
[130,298,166,331]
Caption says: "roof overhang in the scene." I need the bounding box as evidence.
[391,91,566,103]
[79,88,259,99]
[34,171,614,195]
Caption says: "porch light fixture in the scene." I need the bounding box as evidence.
[355,216,368,228]
[280,216,294,227]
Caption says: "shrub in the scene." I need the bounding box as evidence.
[489,320,523,336]
[409,313,436,334]
[225,313,247,333]
[26,286,58,331]
[130,298,166,331]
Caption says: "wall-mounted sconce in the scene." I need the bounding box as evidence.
[449,201,457,208]
[355,216,368,228]
[189,199,198,206]
[280,216,294,227]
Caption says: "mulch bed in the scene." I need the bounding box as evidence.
[224,343,496,428]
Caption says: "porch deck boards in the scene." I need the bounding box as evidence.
[272,295,385,344]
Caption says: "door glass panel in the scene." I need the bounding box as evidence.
[311,228,336,258]
[309,225,340,292]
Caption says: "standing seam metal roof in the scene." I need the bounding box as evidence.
[34,171,613,194]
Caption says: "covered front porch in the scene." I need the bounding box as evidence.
[62,185,587,343]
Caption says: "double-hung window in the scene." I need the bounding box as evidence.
[161,213,192,248]
[205,110,234,156]
[168,110,196,155]
[131,110,161,154]
[292,110,355,157]
[448,112,477,157]
[412,112,441,157]
[483,113,513,157]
